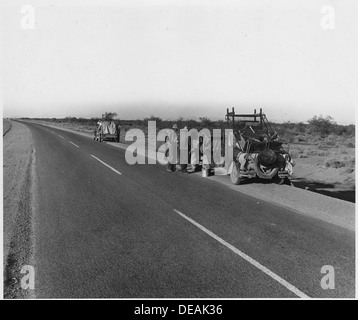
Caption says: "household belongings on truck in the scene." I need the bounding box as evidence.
[225,107,293,185]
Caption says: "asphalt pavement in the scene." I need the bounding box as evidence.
[23,122,355,298]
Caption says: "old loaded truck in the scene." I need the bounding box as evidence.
[94,119,120,143]
[225,108,293,185]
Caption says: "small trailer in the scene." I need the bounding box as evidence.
[225,108,293,185]
[94,120,120,143]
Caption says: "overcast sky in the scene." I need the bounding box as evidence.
[2,0,357,124]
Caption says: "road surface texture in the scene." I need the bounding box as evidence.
[15,122,356,298]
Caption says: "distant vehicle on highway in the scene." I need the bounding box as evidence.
[94,120,120,143]
[225,108,293,185]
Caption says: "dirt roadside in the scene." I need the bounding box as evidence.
[210,170,355,231]
[3,120,35,298]
[3,119,12,136]
[289,144,355,202]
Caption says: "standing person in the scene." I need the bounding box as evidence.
[167,124,179,172]
[201,130,212,175]
[97,119,102,131]
[180,126,189,173]
[95,119,103,141]
[190,133,200,172]
[116,122,121,143]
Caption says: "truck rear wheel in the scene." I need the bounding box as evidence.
[230,162,241,185]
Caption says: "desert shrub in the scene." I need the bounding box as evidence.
[345,140,355,148]
[296,135,308,142]
[145,115,162,122]
[276,127,285,137]
[324,134,340,147]
[283,132,295,143]
[102,112,118,120]
[324,155,355,169]
[308,115,336,137]
[296,122,306,133]
[334,124,355,136]
[289,150,299,158]
[64,116,75,122]
[305,149,329,157]
[199,117,212,127]
[346,125,355,136]
[282,121,296,130]
[324,159,344,168]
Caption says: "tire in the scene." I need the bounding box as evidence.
[230,162,241,185]
[254,157,278,179]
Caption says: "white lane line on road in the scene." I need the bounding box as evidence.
[173,209,310,299]
[90,155,122,175]
[58,134,65,139]
[69,141,80,148]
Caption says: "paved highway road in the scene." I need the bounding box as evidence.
[24,122,355,298]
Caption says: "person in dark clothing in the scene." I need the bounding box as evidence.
[167,124,179,172]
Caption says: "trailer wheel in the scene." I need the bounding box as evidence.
[230,162,241,185]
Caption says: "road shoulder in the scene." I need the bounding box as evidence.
[209,170,355,231]
[3,121,35,298]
